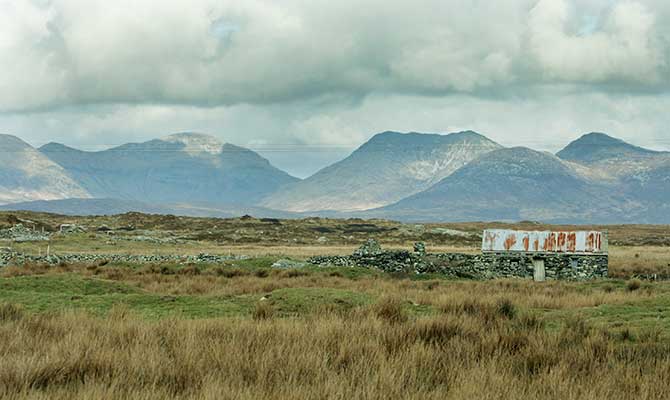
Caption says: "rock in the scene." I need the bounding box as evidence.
[59,224,86,233]
[353,239,383,257]
[413,242,426,256]
[317,236,328,243]
[428,228,478,238]
[0,224,50,242]
[271,259,307,269]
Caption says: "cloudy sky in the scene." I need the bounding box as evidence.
[1,0,670,177]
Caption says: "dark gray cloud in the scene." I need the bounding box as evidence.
[1,0,669,177]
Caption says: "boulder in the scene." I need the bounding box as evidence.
[271,259,307,269]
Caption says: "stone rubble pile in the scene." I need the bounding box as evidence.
[0,224,50,242]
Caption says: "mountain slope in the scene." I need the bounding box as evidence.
[370,147,631,223]
[0,134,90,205]
[557,132,670,221]
[39,133,298,206]
[262,131,502,212]
[557,132,663,164]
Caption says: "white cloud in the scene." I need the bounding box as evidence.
[528,0,663,84]
[1,0,670,177]
[2,0,669,112]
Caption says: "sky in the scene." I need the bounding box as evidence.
[1,0,670,178]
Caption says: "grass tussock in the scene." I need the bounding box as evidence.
[626,279,642,292]
[252,301,274,320]
[373,296,407,324]
[0,302,24,322]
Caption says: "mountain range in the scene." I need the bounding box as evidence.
[0,130,668,223]
[38,133,297,205]
[262,131,501,211]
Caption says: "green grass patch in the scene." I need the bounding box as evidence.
[0,274,379,319]
[540,289,670,338]
[260,287,372,316]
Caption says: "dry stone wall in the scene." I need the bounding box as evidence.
[0,251,247,267]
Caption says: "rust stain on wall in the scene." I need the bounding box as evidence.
[504,234,517,251]
[567,233,577,252]
[482,229,607,254]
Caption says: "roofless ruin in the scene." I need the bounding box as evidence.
[310,230,609,281]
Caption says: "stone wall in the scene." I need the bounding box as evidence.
[0,251,247,267]
[308,240,608,281]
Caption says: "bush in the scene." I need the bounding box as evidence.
[626,279,642,292]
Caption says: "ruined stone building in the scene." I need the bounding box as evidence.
[309,230,609,281]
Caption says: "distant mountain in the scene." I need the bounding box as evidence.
[0,198,176,216]
[0,198,301,219]
[0,134,90,205]
[40,133,298,205]
[262,131,502,212]
[2,130,668,224]
[370,147,632,223]
[557,132,670,222]
[557,132,664,164]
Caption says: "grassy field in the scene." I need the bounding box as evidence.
[1,211,669,398]
[1,259,670,399]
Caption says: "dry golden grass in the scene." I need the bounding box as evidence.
[0,298,669,399]
[608,246,670,278]
[1,255,669,399]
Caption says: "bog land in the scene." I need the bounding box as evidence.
[0,211,669,399]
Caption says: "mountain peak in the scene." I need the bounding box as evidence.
[39,142,81,153]
[557,132,659,163]
[160,132,224,155]
[262,129,502,212]
[0,134,33,150]
[363,130,497,148]
[572,132,626,145]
